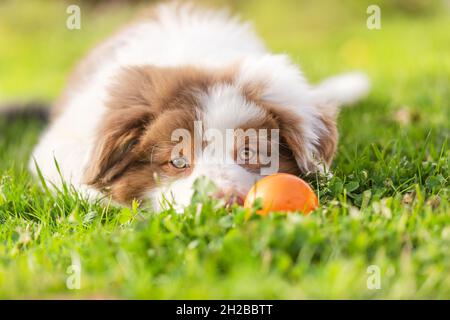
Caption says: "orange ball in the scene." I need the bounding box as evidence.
[244,173,318,215]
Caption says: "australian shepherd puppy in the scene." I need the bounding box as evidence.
[30,2,369,210]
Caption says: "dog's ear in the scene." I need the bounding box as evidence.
[314,113,338,169]
[308,72,369,168]
[278,112,338,174]
[85,105,151,187]
[84,66,159,187]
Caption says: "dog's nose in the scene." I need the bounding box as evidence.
[228,193,245,206]
[213,189,245,206]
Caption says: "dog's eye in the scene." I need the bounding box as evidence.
[170,157,189,169]
[238,147,256,162]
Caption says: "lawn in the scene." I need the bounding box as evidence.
[0,0,449,299]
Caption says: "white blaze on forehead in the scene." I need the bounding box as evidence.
[200,84,266,131]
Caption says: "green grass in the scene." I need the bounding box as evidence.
[0,0,449,299]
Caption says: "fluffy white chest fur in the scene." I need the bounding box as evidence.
[30,3,369,210]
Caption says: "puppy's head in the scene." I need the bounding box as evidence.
[85,56,339,209]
